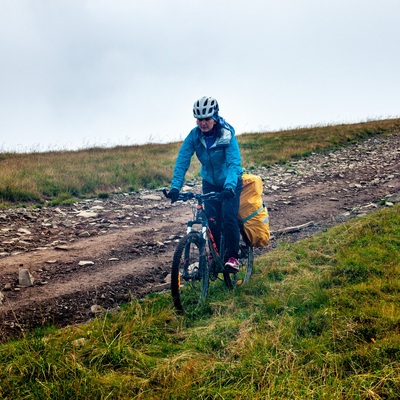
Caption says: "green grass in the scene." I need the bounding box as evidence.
[1,204,399,399]
[1,118,399,206]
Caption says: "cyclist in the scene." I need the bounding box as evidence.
[167,96,243,272]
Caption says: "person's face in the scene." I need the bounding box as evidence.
[196,117,216,133]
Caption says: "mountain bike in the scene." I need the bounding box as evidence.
[163,189,254,313]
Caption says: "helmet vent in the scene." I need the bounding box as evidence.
[193,96,219,119]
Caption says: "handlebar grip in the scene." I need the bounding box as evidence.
[180,192,194,201]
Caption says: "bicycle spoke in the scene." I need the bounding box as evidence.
[171,232,209,313]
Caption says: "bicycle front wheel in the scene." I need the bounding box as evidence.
[171,232,209,313]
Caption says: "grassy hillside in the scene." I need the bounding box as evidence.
[1,118,400,206]
[0,203,399,399]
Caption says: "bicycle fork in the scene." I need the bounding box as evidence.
[185,218,209,279]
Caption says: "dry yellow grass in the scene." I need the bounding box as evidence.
[1,118,399,205]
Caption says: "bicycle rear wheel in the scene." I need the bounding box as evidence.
[241,244,254,284]
[171,232,209,313]
[224,243,254,287]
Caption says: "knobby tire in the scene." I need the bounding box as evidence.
[242,245,254,284]
[171,232,209,313]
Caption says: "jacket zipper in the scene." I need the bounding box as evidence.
[207,147,217,185]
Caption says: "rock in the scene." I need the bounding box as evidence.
[182,185,193,191]
[77,211,98,218]
[19,268,35,287]
[61,220,73,227]
[385,193,400,204]
[55,245,70,251]
[0,292,4,304]
[3,283,12,291]
[168,235,179,240]
[18,228,32,235]
[79,260,95,266]
[90,304,104,314]
[152,282,170,292]
[140,194,162,201]
[78,231,91,237]
[90,205,104,210]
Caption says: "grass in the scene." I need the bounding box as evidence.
[0,143,185,206]
[238,117,400,167]
[0,118,399,398]
[1,117,399,206]
[0,203,399,399]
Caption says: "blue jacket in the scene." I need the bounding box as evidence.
[171,124,243,191]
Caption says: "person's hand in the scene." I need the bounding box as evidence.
[166,188,180,203]
[218,188,235,202]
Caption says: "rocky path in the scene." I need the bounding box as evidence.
[0,132,399,341]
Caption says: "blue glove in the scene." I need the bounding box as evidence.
[218,188,235,202]
[166,188,180,203]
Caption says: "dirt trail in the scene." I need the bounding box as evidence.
[0,132,399,341]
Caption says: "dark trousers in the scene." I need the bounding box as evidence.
[202,178,242,261]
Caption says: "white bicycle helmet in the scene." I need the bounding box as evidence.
[193,96,219,119]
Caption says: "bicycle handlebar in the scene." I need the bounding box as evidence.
[162,188,220,203]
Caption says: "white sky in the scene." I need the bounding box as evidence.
[0,0,399,152]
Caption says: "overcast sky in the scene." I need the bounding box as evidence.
[1,0,399,152]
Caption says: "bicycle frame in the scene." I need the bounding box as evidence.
[186,195,226,275]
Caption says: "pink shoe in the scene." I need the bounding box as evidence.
[225,257,239,273]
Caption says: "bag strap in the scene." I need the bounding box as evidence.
[240,205,264,224]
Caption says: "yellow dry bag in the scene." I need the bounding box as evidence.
[238,174,270,247]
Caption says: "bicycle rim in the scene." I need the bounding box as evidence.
[242,245,254,284]
[171,232,209,313]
